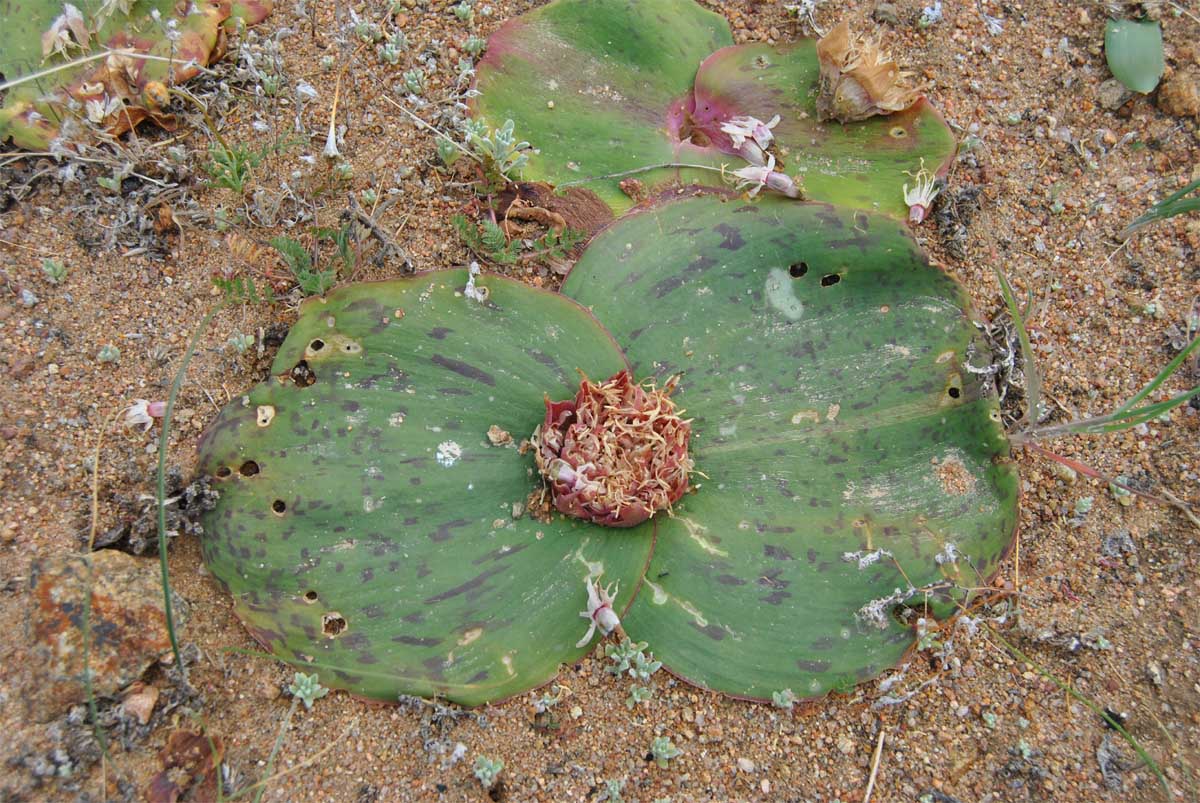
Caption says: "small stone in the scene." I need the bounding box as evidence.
[1051,462,1077,484]
[47,363,59,375]
[1159,67,1200,119]
[570,705,582,719]
[1146,661,1164,688]
[1116,176,1136,194]
[872,3,900,25]
[737,757,756,773]
[0,426,17,440]
[19,288,38,307]
[27,550,176,721]
[1098,79,1132,111]
[259,678,282,700]
[836,735,855,755]
[121,682,160,725]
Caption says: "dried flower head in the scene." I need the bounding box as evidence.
[577,576,620,647]
[124,399,166,431]
[731,154,802,199]
[533,371,692,528]
[41,4,89,60]
[815,21,920,123]
[902,158,941,223]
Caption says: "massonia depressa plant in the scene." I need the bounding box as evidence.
[0,0,273,149]
[194,0,1198,708]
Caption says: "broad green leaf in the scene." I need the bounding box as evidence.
[1105,18,1164,94]
[471,0,955,217]
[561,193,1018,700]
[198,271,650,705]
[472,0,732,212]
[688,42,957,216]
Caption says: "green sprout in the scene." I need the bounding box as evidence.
[269,236,337,297]
[467,119,530,191]
[473,756,504,789]
[403,68,426,95]
[287,672,329,709]
[454,1,474,22]
[41,258,68,285]
[601,778,625,802]
[96,344,121,364]
[464,35,487,56]
[1121,178,1200,240]
[772,689,798,710]
[650,736,681,769]
[626,685,652,709]
[228,333,256,354]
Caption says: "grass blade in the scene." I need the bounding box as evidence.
[1121,178,1200,240]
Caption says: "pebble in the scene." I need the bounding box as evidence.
[1159,68,1200,119]
[872,3,900,25]
[19,288,37,307]
[737,757,756,773]
[1097,79,1131,111]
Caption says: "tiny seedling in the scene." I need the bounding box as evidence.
[288,672,329,709]
[454,1,475,22]
[467,119,531,192]
[205,142,269,194]
[626,685,652,709]
[464,35,487,56]
[227,333,256,354]
[605,638,650,676]
[650,736,681,769]
[96,344,121,364]
[772,689,798,710]
[473,755,504,789]
[403,68,426,95]
[438,137,461,167]
[41,258,67,284]
[269,237,338,297]
[601,778,625,803]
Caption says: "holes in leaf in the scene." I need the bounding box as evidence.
[947,386,961,399]
[215,466,232,479]
[789,262,808,278]
[309,338,326,352]
[256,405,275,427]
[322,612,347,637]
[303,590,319,604]
[820,273,841,287]
[271,499,287,515]
[290,360,316,387]
[889,126,908,139]
[239,460,260,477]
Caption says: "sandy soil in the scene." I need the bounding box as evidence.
[1,0,1198,801]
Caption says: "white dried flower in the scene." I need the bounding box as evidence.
[41,3,89,60]
[124,399,166,431]
[902,159,940,223]
[322,120,341,159]
[731,154,801,199]
[576,576,620,648]
[720,114,780,150]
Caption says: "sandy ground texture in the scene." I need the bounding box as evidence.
[2,0,1199,801]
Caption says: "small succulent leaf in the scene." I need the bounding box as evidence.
[471,0,734,212]
[560,194,1018,701]
[0,0,272,149]
[1105,18,1164,94]
[198,271,650,706]
[688,42,956,218]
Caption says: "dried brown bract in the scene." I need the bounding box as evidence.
[815,21,921,123]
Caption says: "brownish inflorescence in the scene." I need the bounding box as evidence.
[815,21,920,123]
[533,371,693,528]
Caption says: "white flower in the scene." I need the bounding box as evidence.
[322,120,341,160]
[902,160,941,224]
[124,399,166,431]
[731,154,802,199]
[576,576,620,648]
[720,115,780,150]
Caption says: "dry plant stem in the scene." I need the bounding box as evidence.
[381,95,480,164]
[1023,442,1200,531]
[862,728,886,803]
[158,303,227,683]
[250,697,299,803]
[555,162,730,188]
[88,407,123,551]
